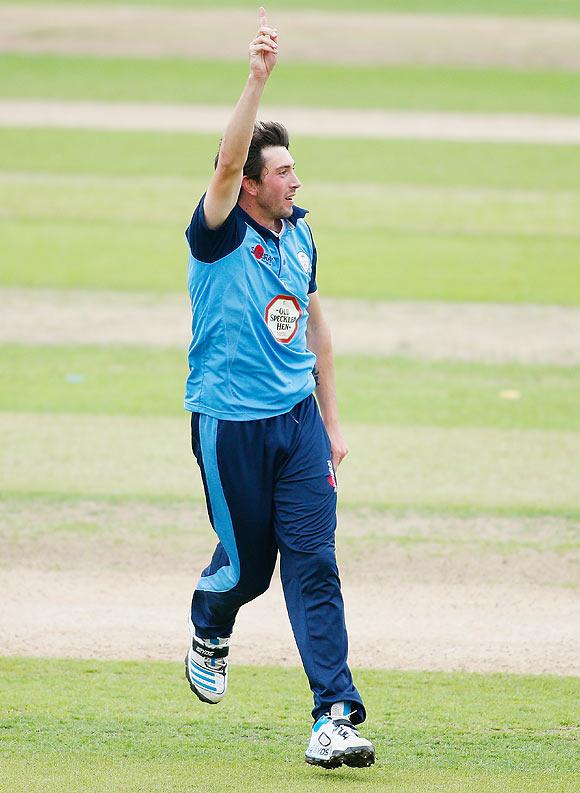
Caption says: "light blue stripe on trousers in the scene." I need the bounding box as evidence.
[196,414,241,593]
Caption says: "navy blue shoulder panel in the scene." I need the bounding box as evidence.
[304,221,318,294]
[185,194,246,263]
[290,205,308,225]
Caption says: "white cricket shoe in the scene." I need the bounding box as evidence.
[305,704,375,770]
[184,634,229,704]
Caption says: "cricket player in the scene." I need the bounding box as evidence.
[183,7,375,769]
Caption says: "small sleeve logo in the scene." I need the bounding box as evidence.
[252,244,265,260]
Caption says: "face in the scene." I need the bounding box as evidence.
[252,146,302,220]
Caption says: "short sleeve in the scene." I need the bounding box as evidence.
[306,224,318,294]
[185,194,245,263]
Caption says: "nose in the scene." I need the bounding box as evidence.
[291,172,302,189]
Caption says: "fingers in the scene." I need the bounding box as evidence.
[332,446,348,468]
[250,43,278,56]
[251,7,278,72]
[251,34,278,50]
[250,38,278,58]
[258,30,278,47]
[257,7,277,41]
[256,26,277,50]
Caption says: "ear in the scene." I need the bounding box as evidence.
[241,175,259,197]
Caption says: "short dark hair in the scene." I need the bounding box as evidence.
[214,121,289,183]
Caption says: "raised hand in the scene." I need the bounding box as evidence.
[249,6,278,80]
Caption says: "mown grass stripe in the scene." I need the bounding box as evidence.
[4,55,580,116]
[1,413,578,511]
[2,218,579,303]
[4,172,580,239]
[3,166,580,303]
[0,657,577,793]
[2,129,580,190]
[2,345,580,431]
[2,489,579,522]
[3,0,580,16]
[2,492,578,555]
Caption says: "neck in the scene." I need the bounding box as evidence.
[238,196,282,233]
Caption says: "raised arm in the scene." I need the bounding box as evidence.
[203,7,278,230]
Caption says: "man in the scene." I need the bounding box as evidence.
[183,6,375,770]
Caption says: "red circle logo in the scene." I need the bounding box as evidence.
[253,244,265,260]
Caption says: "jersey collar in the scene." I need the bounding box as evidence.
[237,203,308,242]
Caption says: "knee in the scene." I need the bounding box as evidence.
[237,571,273,603]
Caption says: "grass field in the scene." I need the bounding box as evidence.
[2,135,580,302]
[2,491,578,554]
[3,411,580,512]
[1,658,578,793]
[4,216,580,302]
[2,344,580,512]
[4,0,580,17]
[1,1,579,790]
[5,55,580,115]
[3,345,580,431]
[5,129,580,189]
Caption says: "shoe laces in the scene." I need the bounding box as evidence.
[331,717,359,736]
[192,650,227,672]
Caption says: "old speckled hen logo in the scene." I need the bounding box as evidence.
[264,295,302,344]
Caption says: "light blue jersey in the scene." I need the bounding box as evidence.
[184,196,318,420]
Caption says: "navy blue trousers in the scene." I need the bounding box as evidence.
[189,394,365,724]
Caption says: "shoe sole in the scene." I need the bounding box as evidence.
[184,653,221,705]
[343,746,375,768]
[305,754,343,770]
[305,746,375,770]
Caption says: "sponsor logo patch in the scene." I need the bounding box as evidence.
[195,646,214,657]
[252,244,265,260]
[265,295,302,343]
[252,243,275,265]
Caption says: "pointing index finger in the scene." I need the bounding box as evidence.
[259,6,268,28]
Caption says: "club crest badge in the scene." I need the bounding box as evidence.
[297,251,311,274]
